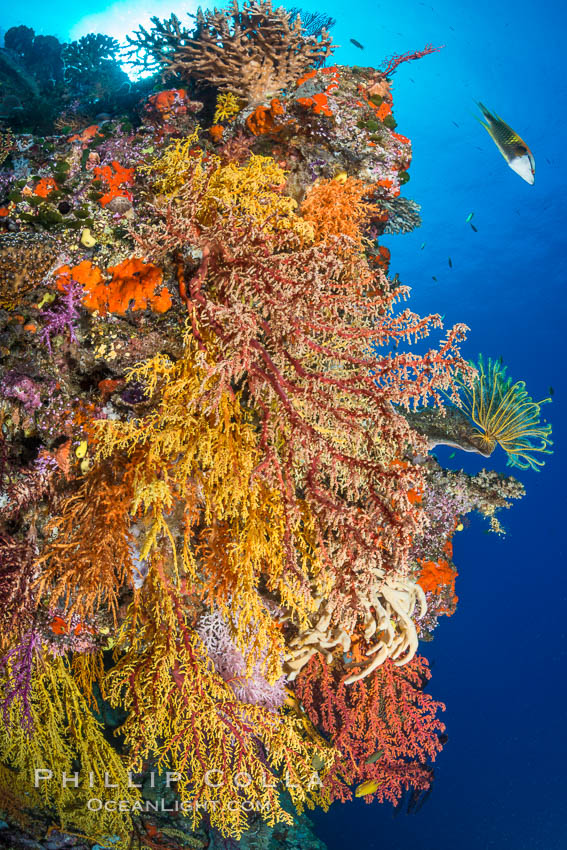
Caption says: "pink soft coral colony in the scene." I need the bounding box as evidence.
[0,2,535,848]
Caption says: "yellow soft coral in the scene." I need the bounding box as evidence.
[201,154,313,239]
[213,91,242,123]
[141,127,206,197]
[105,563,333,838]
[92,330,326,679]
[0,653,139,848]
[145,136,313,240]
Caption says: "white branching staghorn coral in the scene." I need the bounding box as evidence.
[125,0,335,104]
[283,571,427,683]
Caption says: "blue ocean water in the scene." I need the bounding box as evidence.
[311,2,567,848]
[3,0,564,847]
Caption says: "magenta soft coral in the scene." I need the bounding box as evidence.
[0,629,41,732]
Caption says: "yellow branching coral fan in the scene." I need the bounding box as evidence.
[90,331,326,678]
[143,136,313,240]
[141,128,204,197]
[200,155,311,239]
[214,91,242,123]
[0,653,139,848]
[455,354,553,470]
[106,562,334,837]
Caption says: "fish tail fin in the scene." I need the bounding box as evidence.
[476,101,502,127]
[469,100,489,130]
[476,100,507,127]
[476,101,491,118]
[475,116,490,132]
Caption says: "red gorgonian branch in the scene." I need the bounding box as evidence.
[380,44,445,77]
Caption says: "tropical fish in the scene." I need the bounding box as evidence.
[448,257,453,268]
[431,276,437,281]
[350,38,364,49]
[355,778,383,797]
[452,121,459,127]
[448,451,456,459]
[549,386,554,396]
[465,212,474,222]
[420,242,426,249]
[475,102,535,184]
[470,223,478,232]
[365,750,384,765]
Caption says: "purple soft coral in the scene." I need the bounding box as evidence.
[196,609,287,712]
[0,371,41,412]
[39,279,83,354]
[0,629,41,732]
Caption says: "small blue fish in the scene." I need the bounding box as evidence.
[465,212,474,222]
[431,276,438,281]
[420,242,426,249]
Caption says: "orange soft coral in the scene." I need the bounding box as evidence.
[295,67,339,117]
[55,260,105,293]
[246,98,285,135]
[376,101,393,121]
[146,89,188,123]
[82,258,171,316]
[34,178,57,198]
[93,161,135,207]
[296,91,332,116]
[69,124,102,145]
[209,124,225,143]
[55,259,171,316]
[417,557,458,598]
[300,176,379,247]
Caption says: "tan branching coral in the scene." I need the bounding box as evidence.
[0,233,57,308]
[126,0,334,104]
[0,131,14,167]
[284,571,427,684]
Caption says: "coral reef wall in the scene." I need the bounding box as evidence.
[0,3,541,849]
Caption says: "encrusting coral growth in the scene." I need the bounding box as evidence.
[0,3,550,848]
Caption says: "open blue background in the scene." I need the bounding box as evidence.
[313,1,567,848]
[3,0,565,846]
